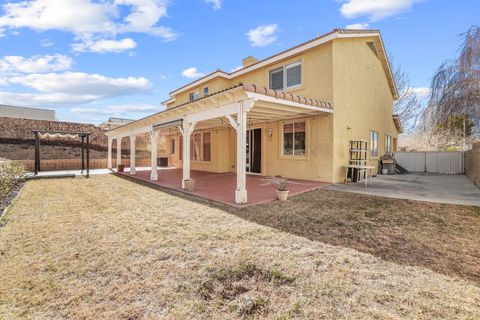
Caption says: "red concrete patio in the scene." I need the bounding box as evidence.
[118,168,328,206]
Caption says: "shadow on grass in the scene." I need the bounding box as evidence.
[115,173,480,285]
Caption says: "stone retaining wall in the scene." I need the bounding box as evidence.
[465,142,480,188]
[0,117,107,146]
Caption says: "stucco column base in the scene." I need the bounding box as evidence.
[235,189,247,204]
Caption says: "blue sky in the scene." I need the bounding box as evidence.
[0,0,478,124]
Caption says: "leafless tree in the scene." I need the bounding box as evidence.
[427,26,480,149]
[391,60,424,133]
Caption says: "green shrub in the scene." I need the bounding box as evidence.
[0,161,26,200]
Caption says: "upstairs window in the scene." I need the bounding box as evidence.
[269,61,302,91]
[189,91,199,102]
[203,87,209,97]
[370,130,378,157]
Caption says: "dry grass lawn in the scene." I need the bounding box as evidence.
[231,188,480,285]
[0,175,479,319]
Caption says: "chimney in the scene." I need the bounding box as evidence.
[242,56,258,67]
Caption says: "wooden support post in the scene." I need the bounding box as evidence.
[34,132,40,175]
[81,135,85,173]
[86,134,90,178]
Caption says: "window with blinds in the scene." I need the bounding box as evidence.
[269,61,301,91]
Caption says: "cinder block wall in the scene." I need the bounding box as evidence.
[465,142,480,188]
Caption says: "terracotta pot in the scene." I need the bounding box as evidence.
[184,179,196,192]
[277,190,289,201]
[117,164,125,172]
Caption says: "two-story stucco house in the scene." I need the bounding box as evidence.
[106,29,403,204]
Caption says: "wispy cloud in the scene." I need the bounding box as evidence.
[339,0,414,21]
[71,103,161,116]
[246,24,278,47]
[181,67,204,79]
[410,86,431,99]
[0,71,152,106]
[0,54,72,74]
[205,0,222,10]
[72,38,137,53]
[345,22,369,29]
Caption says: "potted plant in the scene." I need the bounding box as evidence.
[184,178,196,191]
[117,164,125,172]
[276,180,289,201]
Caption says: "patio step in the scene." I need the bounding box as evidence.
[395,163,409,174]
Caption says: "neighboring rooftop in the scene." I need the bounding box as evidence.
[99,117,135,131]
[0,104,56,121]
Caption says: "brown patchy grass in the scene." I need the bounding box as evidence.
[230,189,480,285]
[0,175,479,319]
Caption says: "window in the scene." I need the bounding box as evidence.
[283,121,306,156]
[370,130,378,157]
[269,61,302,91]
[189,91,199,102]
[171,138,175,155]
[203,87,209,97]
[189,132,211,161]
[385,135,392,154]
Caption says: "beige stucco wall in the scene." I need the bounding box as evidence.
[166,42,336,182]
[331,37,398,182]
[112,35,398,183]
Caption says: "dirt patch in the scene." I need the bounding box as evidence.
[198,262,294,316]
[230,189,480,284]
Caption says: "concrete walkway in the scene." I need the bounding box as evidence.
[325,173,480,207]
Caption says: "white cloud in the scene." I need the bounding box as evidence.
[205,0,222,10]
[246,24,278,47]
[72,38,137,53]
[0,91,99,105]
[0,54,72,74]
[345,23,369,29]
[70,103,161,116]
[0,0,177,41]
[0,72,152,106]
[181,67,204,79]
[410,86,431,99]
[8,72,151,98]
[340,0,413,21]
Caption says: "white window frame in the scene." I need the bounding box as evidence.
[385,134,392,154]
[269,61,302,91]
[203,87,209,97]
[189,91,199,102]
[280,120,307,158]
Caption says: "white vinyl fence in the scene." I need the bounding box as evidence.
[394,152,464,174]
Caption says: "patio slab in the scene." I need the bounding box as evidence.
[118,168,328,206]
[325,173,480,207]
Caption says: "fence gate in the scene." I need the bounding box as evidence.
[394,152,464,174]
